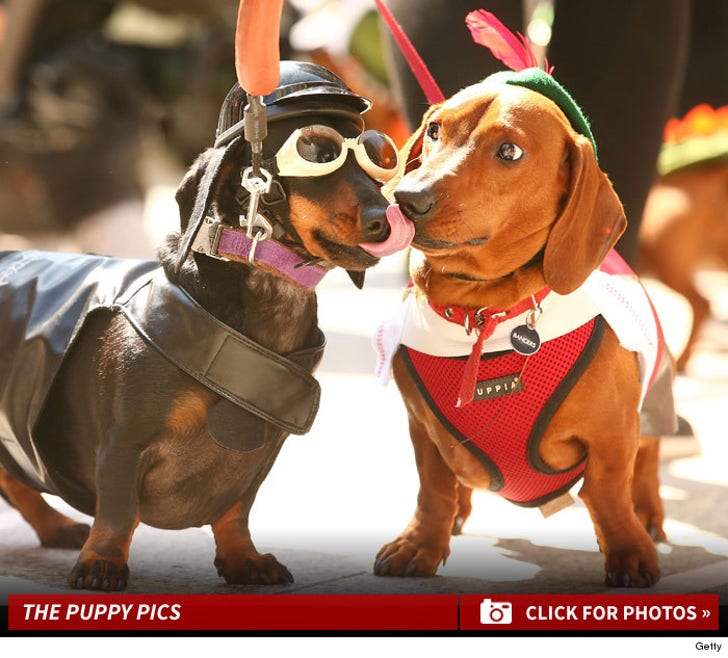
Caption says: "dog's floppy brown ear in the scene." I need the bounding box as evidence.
[542,135,626,294]
[174,137,242,273]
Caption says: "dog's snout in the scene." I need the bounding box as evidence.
[395,188,435,221]
[361,206,390,242]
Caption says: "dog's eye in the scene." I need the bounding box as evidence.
[497,142,523,161]
[426,122,440,141]
[297,134,340,163]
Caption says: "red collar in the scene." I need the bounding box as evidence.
[429,288,551,334]
[425,288,551,407]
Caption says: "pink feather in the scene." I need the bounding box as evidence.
[466,9,550,73]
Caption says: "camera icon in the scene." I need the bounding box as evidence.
[480,598,513,625]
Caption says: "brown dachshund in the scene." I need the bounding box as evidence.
[639,161,728,371]
[373,72,676,588]
[0,61,403,590]
[638,104,728,372]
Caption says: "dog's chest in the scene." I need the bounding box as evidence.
[399,316,605,507]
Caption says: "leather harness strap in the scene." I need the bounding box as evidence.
[118,269,325,436]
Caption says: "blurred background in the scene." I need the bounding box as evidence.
[0,0,409,258]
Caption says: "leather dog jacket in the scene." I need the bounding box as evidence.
[401,317,604,507]
[0,251,324,491]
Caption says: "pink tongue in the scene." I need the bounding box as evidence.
[360,204,415,257]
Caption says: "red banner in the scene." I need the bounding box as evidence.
[7,593,720,632]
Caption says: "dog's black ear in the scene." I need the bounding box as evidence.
[346,270,366,289]
[174,137,242,273]
[175,153,207,234]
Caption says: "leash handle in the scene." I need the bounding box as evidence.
[235,0,283,96]
[374,0,445,104]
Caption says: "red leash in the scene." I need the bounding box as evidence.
[374,0,445,104]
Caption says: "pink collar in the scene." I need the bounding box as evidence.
[190,220,328,289]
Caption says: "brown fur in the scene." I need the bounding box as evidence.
[638,162,728,370]
[374,81,665,587]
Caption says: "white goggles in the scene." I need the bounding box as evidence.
[270,125,399,183]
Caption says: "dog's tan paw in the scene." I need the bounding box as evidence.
[68,558,129,590]
[214,552,293,585]
[634,508,667,544]
[603,545,660,588]
[373,538,447,577]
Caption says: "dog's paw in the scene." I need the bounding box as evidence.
[68,559,129,590]
[214,552,293,585]
[40,522,90,549]
[373,538,447,577]
[603,546,660,588]
[634,509,667,544]
[451,516,467,536]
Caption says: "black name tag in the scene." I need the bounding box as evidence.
[473,373,524,401]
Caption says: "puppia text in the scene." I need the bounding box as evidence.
[22,602,182,622]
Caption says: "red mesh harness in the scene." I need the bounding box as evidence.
[401,314,605,507]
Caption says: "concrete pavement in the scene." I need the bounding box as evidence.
[1,251,727,604]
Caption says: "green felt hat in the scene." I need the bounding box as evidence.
[483,68,598,161]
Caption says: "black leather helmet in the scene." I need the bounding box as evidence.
[214,60,371,147]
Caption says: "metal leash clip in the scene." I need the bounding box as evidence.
[239,93,274,263]
[526,295,543,329]
[239,166,273,262]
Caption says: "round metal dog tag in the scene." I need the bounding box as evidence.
[510,324,541,355]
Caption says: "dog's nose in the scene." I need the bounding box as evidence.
[361,206,390,242]
[394,188,435,220]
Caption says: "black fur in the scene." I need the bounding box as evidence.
[6,111,390,590]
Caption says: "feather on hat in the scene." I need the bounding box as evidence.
[467,10,598,159]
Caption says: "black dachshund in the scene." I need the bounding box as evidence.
[0,61,409,590]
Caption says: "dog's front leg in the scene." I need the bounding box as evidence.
[68,436,141,590]
[211,498,293,585]
[375,416,458,577]
[579,434,661,588]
